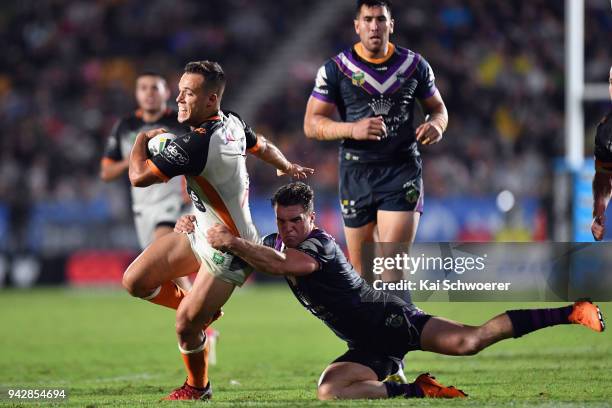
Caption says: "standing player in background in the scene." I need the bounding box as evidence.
[591,66,612,241]
[123,61,313,400]
[101,72,190,250]
[303,0,448,296]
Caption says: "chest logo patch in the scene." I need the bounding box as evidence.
[351,71,365,87]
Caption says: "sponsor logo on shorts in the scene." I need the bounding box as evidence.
[403,180,420,204]
[340,199,357,219]
[385,313,404,328]
[162,143,189,166]
[212,252,225,265]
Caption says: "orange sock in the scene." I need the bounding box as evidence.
[180,337,210,388]
[143,281,186,310]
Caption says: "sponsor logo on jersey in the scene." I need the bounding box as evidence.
[351,71,366,87]
[194,128,206,135]
[368,96,393,116]
[162,143,189,165]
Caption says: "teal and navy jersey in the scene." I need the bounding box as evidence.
[263,229,409,348]
[311,43,437,163]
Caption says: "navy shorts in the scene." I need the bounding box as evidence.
[339,157,424,228]
[331,306,432,381]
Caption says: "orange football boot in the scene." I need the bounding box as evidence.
[414,373,467,398]
[568,300,605,332]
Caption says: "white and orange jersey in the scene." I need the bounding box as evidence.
[147,110,261,245]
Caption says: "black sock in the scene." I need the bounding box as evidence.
[384,381,424,398]
[506,305,573,338]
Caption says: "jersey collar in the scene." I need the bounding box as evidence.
[354,42,395,64]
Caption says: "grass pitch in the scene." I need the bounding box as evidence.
[0,286,610,407]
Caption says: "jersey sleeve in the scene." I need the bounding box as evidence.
[296,232,335,267]
[149,131,211,180]
[102,120,123,161]
[262,233,280,249]
[311,60,340,105]
[414,55,438,100]
[226,111,259,151]
[595,115,612,171]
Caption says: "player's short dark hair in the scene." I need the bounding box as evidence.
[184,60,226,96]
[271,182,314,214]
[356,0,392,17]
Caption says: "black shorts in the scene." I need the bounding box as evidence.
[331,306,432,381]
[339,157,424,228]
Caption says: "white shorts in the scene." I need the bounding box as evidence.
[186,224,253,287]
[133,195,184,249]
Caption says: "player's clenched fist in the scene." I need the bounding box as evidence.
[206,223,235,251]
[174,214,196,234]
[137,127,168,140]
[351,116,387,141]
[591,216,605,241]
[415,121,443,145]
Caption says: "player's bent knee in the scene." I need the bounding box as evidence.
[317,383,339,401]
[122,265,154,298]
[175,309,203,337]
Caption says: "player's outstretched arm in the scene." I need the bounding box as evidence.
[249,135,314,180]
[128,128,167,187]
[415,90,448,146]
[591,168,612,240]
[100,158,129,182]
[304,96,386,141]
[206,223,318,276]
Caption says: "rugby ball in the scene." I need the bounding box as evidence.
[147,132,176,156]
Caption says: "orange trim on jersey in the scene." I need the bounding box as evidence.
[194,176,241,238]
[247,135,263,153]
[354,42,395,64]
[595,159,612,174]
[101,157,119,166]
[146,159,170,182]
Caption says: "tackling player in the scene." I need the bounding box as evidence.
[192,182,605,400]
[591,65,612,241]
[122,61,313,400]
[303,0,448,292]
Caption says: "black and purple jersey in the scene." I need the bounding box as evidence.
[263,228,421,351]
[311,43,437,163]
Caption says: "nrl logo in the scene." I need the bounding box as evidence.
[212,252,225,265]
[368,96,393,116]
[351,71,365,87]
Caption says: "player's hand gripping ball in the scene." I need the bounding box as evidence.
[147,132,176,156]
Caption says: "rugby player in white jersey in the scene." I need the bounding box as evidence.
[122,60,313,400]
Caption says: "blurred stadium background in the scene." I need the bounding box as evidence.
[0,0,610,288]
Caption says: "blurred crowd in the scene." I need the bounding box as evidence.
[0,0,610,252]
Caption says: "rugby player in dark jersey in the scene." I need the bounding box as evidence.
[591,66,612,241]
[303,0,448,291]
[178,182,605,400]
